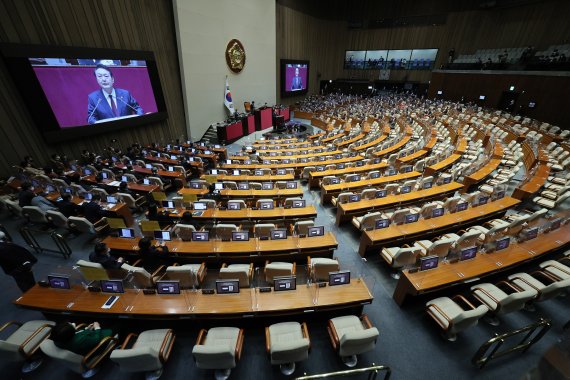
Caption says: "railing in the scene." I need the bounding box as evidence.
[20,226,72,259]
[472,318,552,369]
[295,364,391,380]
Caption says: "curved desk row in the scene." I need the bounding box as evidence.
[104,232,338,264]
[393,222,570,305]
[358,196,520,256]
[158,205,318,223]
[14,280,372,320]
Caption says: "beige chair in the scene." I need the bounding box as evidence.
[539,259,570,281]
[264,261,296,284]
[40,333,118,378]
[361,188,377,200]
[283,197,303,208]
[148,177,171,192]
[198,199,217,209]
[90,187,108,198]
[471,282,536,325]
[327,314,379,367]
[212,224,239,240]
[172,224,197,241]
[414,237,455,259]
[382,208,411,226]
[352,211,382,231]
[380,245,422,279]
[120,263,165,289]
[332,192,355,207]
[76,260,110,282]
[46,210,69,229]
[293,220,315,236]
[223,181,238,190]
[508,271,569,304]
[266,322,310,375]
[256,199,274,209]
[308,256,339,282]
[4,199,23,217]
[163,263,207,288]
[22,206,49,225]
[444,229,481,255]
[110,329,175,380]
[117,192,146,210]
[68,216,108,236]
[254,223,276,239]
[219,263,254,288]
[426,295,488,341]
[192,327,244,380]
[0,320,55,373]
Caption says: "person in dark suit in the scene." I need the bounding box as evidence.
[290,67,303,90]
[87,64,143,124]
[89,242,124,269]
[82,193,106,223]
[18,182,35,207]
[137,237,169,272]
[57,193,81,217]
[0,232,38,292]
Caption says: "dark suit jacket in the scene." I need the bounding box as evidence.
[291,76,303,90]
[57,200,81,218]
[139,245,169,272]
[88,252,123,269]
[0,242,38,275]
[82,201,106,223]
[18,190,35,207]
[87,88,143,124]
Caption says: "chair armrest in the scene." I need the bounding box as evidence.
[360,314,374,329]
[531,270,559,284]
[131,259,142,267]
[235,329,244,361]
[94,218,108,227]
[82,335,118,370]
[119,333,139,350]
[327,320,340,351]
[195,329,207,345]
[0,320,22,332]
[301,322,311,350]
[292,262,297,275]
[426,304,452,330]
[158,329,175,363]
[151,265,167,279]
[496,280,520,294]
[247,263,254,278]
[221,263,228,269]
[263,260,269,274]
[472,286,501,305]
[264,327,271,354]
[451,294,477,310]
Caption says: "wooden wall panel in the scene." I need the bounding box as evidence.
[428,71,570,128]
[0,0,185,178]
[278,0,570,103]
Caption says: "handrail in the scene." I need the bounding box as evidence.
[295,364,391,380]
[472,318,551,369]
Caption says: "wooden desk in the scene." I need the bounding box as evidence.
[133,167,186,186]
[159,205,318,223]
[393,223,570,306]
[512,163,550,201]
[222,155,362,176]
[372,127,412,157]
[358,196,520,256]
[176,187,210,197]
[424,138,468,176]
[103,232,338,264]
[217,188,304,200]
[81,176,159,194]
[14,279,372,320]
[308,162,388,189]
[202,174,295,182]
[320,171,423,204]
[337,182,464,225]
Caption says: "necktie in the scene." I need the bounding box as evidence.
[109,94,118,117]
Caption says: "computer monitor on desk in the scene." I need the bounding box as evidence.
[106,195,118,204]
[259,201,274,210]
[432,208,444,218]
[192,231,209,241]
[153,230,171,241]
[419,256,439,271]
[48,275,70,289]
[460,246,477,261]
[307,226,324,237]
[193,202,207,211]
[274,276,296,291]
[100,280,124,293]
[162,200,175,209]
[292,200,306,208]
[456,202,468,212]
[262,182,274,190]
[238,183,249,190]
[119,228,135,239]
[216,280,240,294]
[271,229,287,240]
[156,281,180,295]
[328,271,350,286]
[495,237,510,251]
[232,231,249,241]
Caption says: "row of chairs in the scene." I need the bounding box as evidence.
[426,253,570,341]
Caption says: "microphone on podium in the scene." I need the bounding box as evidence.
[87,98,102,122]
[118,96,140,114]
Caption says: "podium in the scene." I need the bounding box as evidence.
[216,120,242,144]
[94,114,140,123]
[254,107,273,131]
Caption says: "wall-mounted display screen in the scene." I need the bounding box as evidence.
[0,44,167,143]
[281,59,309,97]
[344,49,438,70]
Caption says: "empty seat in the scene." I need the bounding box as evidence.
[471,282,536,325]
[308,256,339,282]
[380,245,422,279]
[171,224,196,241]
[266,322,310,375]
[212,224,239,240]
[426,296,488,341]
[264,261,296,284]
[327,314,379,367]
[163,263,207,288]
[352,211,382,231]
[0,320,55,373]
[219,263,254,288]
[192,327,244,380]
[254,223,276,239]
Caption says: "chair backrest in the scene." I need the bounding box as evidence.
[450,305,490,334]
[192,343,236,370]
[68,217,96,234]
[361,188,377,200]
[254,224,276,238]
[360,212,382,230]
[391,208,411,225]
[227,200,247,210]
[117,193,136,208]
[223,181,238,190]
[40,339,84,374]
[295,220,314,235]
[455,229,481,250]
[213,224,239,240]
[165,265,201,288]
[172,224,196,241]
[428,238,454,258]
[198,199,216,209]
[219,266,251,287]
[91,187,108,197]
[23,206,48,224]
[148,177,164,190]
[497,289,536,315]
[122,264,153,288]
[265,262,294,284]
[336,192,355,204]
[310,258,339,281]
[392,247,421,269]
[76,259,110,281]
[46,210,69,228]
[284,197,302,207]
[338,327,379,357]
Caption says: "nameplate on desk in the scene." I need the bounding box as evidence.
[259,287,271,292]
[317,282,327,288]
[201,288,215,294]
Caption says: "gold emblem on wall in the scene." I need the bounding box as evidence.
[226,39,246,73]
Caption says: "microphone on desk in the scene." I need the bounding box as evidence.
[87,98,102,122]
[118,96,140,114]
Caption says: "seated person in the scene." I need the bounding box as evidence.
[150,167,172,187]
[179,211,194,225]
[137,236,169,272]
[50,321,116,356]
[31,194,57,212]
[89,242,124,269]
[82,193,107,223]
[147,203,171,228]
[57,193,81,217]
[18,182,35,207]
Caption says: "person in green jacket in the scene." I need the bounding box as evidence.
[50,321,115,356]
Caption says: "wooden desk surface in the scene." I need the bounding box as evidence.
[308,161,388,181]
[216,188,304,198]
[222,155,362,171]
[134,166,185,179]
[512,163,550,200]
[201,174,295,182]
[463,143,504,189]
[256,149,344,161]
[82,176,159,193]
[159,205,318,221]
[358,196,520,256]
[143,155,202,169]
[14,280,372,319]
[176,187,210,196]
[372,127,412,157]
[321,171,423,196]
[103,232,337,262]
[394,223,570,305]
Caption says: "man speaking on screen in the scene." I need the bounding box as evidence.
[291,67,303,91]
[87,64,143,124]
